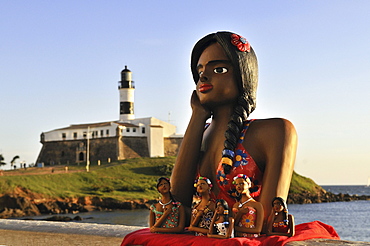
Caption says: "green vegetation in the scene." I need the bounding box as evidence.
[289,170,323,194]
[0,157,176,201]
[0,156,320,201]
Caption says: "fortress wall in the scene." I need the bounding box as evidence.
[164,137,183,157]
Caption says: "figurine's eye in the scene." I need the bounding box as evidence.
[198,70,204,76]
[214,67,228,74]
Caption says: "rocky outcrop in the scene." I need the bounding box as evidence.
[0,188,154,219]
[288,189,370,204]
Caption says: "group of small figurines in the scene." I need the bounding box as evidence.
[149,176,295,239]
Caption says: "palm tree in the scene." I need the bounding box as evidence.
[0,154,6,167]
[10,155,20,168]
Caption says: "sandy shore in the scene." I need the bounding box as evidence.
[1,219,369,246]
[0,219,145,246]
[0,229,123,246]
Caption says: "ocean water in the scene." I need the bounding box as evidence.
[19,185,370,242]
[292,185,370,242]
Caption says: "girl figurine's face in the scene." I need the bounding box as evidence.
[273,199,284,213]
[157,179,170,194]
[196,180,210,194]
[234,178,250,194]
[215,202,225,215]
[196,42,239,108]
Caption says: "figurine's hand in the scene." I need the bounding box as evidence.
[190,90,211,119]
[150,226,157,233]
[163,207,172,215]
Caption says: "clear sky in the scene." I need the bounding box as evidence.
[1,1,369,185]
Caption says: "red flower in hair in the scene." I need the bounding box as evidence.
[231,34,251,52]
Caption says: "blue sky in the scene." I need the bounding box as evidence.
[1,1,369,185]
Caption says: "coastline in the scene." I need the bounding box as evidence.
[0,219,144,246]
[0,219,369,246]
[0,229,123,246]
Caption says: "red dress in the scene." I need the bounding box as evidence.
[215,120,263,207]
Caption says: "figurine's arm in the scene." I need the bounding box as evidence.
[189,210,203,227]
[152,206,172,227]
[207,217,235,239]
[171,91,211,208]
[266,214,295,237]
[232,205,242,224]
[149,209,156,227]
[207,211,218,235]
[287,214,295,237]
[266,210,275,235]
[250,118,297,221]
[150,205,186,233]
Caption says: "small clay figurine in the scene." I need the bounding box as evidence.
[207,199,234,239]
[188,176,216,236]
[232,174,264,237]
[266,197,295,237]
[149,177,185,233]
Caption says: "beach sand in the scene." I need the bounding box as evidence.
[1,219,369,246]
[0,219,144,246]
[0,229,123,246]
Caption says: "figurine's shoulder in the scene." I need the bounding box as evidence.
[249,118,296,137]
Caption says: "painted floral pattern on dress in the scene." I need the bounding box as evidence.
[217,170,228,186]
[234,149,249,167]
[238,207,256,228]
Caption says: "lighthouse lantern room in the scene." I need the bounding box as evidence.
[119,66,135,122]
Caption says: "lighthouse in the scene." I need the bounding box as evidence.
[118,66,135,122]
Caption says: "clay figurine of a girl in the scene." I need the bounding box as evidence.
[171,31,297,227]
[266,197,295,237]
[207,199,234,239]
[188,176,216,236]
[149,177,185,233]
[232,174,264,237]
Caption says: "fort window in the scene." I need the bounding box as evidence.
[62,133,66,140]
[83,132,87,139]
[126,128,130,132]
[106,129,109,136]
[133,128,136,132]
[79,152,84,161]
[142,127,145,134]
[73,132,77,139]
[100,130,104,137]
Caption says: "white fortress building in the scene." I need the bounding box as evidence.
[36,66,183,165]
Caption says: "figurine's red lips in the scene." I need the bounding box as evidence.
[199,84,213,93]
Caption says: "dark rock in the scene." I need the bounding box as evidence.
[73,215,82,221]
[45,215,73,221]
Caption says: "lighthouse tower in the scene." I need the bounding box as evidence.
[118,66,135,122]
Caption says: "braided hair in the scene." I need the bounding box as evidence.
[156,177,178,207]
[191,31,258,174]
[272,197,289,225]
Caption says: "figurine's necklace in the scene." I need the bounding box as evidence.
[159,199,172,209]
[239,197,253,208]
